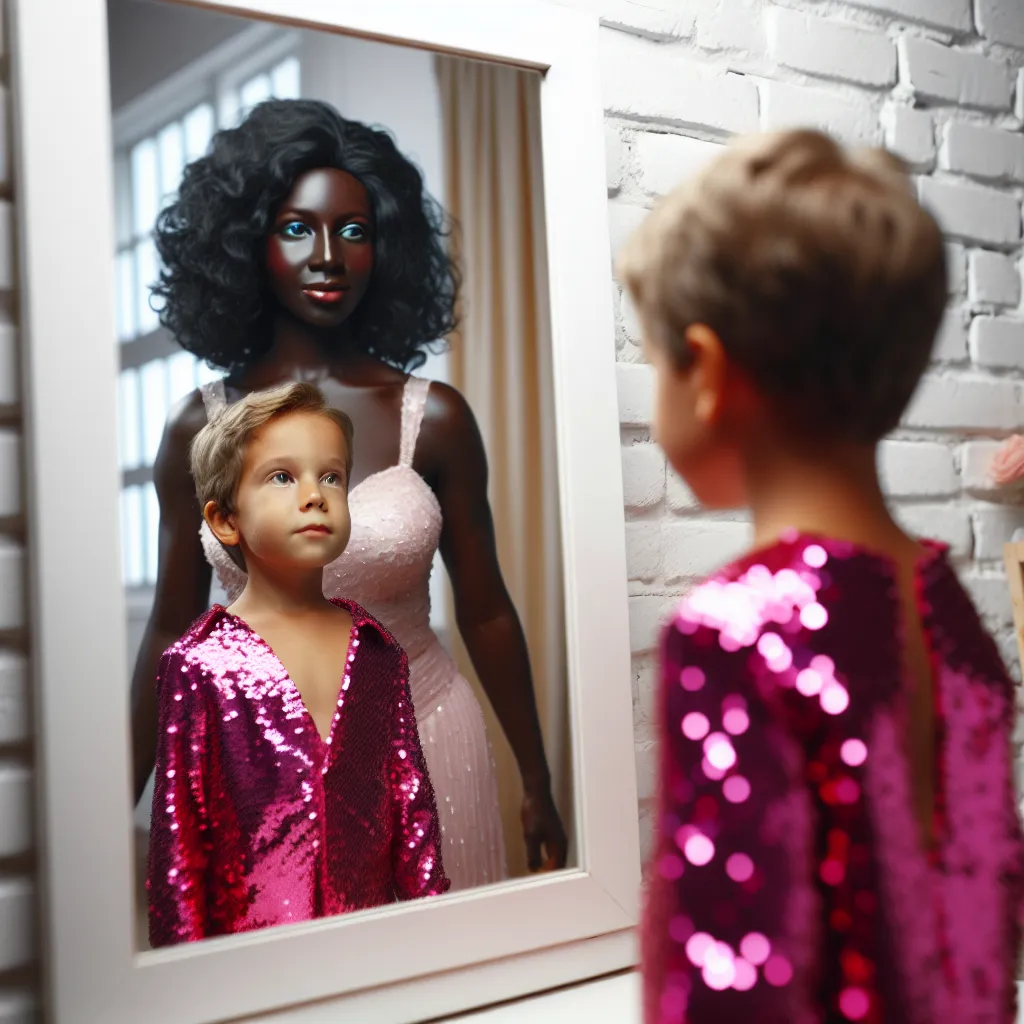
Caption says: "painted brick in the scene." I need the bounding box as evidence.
[963,573,1014,629]
[973,506,1024,561]
[0,430,20,517]
[0,764,30,857]
[621,444,665,510]
[881,104,935,170]
[635,131,723,196]
[899,37,1014,112]
[932,308,968,362]
[946,243,966,297]
[697,0,765,55]
[667,469,699,512]
[969,251,1021,308]
[635,739,658,802]
[568,0,695,41]
[662,520,751,582]
[940,121,1024,183]
[903,374,1021,430]
[918,178,1021,248]
[0,652,27,746]
[617,362,654,426]
[767,8,896,88]
[607,202,648,261]
[601,31,759,135]
[969,316,1024,371]
[878,440,957,497]
[960,439,1004,493]
[0,879,33,971]
[605,124,624,194]
[840,0,971,32]
[619,286,642,343]
[760,80,880,146]
[625,521,663,581]
[629,594,675,653]
[0,323,16,409]
[894,503,972,556]
[0,540,22,631]
[975,0,1024,48]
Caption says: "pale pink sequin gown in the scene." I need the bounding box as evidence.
[198,376,507,891]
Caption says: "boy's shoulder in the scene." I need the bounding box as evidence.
[330,598,404,655]
[158,606,238,674]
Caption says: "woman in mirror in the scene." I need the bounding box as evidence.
[130,98,567,890]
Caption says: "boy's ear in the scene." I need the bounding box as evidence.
[204,500,240,549]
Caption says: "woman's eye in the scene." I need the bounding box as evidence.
[338,223,368,242]
[270,472,292,485]
[281,221,311,239]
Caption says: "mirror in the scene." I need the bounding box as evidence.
[106,0,573,952]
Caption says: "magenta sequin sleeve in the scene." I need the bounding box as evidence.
[642,618,817,1024]
[147,646,210,947]
[389,653,450,900]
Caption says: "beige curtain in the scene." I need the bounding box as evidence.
[435,57,571,877]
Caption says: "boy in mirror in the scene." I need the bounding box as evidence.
[147,382,449,947]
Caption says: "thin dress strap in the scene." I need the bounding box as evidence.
[198,378,228,422]
[398,376,431,468]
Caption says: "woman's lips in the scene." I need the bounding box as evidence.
[302,287,347,305]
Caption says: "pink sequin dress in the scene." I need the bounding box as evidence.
[147,598,449,947]
[642,531,1024,1023]
[198,376,507,891]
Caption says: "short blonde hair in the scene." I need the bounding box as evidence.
[190,382,355,512]
[617,129,947,443]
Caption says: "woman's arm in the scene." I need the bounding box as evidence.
[130,391,212,804]
[423,383,567,871]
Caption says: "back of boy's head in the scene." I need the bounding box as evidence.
[190,381,355,513]
[617,129,947,444]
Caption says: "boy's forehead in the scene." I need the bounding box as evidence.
[243,411,348,461]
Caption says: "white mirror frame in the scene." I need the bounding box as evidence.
[12,1,641,1022]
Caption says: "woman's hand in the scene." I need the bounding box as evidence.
[521,782,568,872]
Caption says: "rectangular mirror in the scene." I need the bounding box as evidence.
[14,1,639,1020]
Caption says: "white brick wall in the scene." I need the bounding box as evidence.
[595,0,1024,886]
[0,0,34,1016]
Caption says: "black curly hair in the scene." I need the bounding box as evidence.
[152,98,460,372]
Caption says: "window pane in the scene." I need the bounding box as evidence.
[139,359,169,466]
[115,250,137,342]
[121,486,145,587]
[218,89,240,130]
[166,350,197,409]
[118,368,141,471]
[134,238,161,336]
[240,73,271,115]
[130,138,159,238]
[157,121,185,205]
[183,103,215,161]
[144,482,160,585]
[271,57,300,99]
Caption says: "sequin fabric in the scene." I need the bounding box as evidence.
[641,531,1024,1023]
[198,376,507,892]
[147,598,449,947]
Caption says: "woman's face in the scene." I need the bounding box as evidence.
[264,167,375,330]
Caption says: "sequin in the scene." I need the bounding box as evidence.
[147,599,450,947]
[196,376,507,892]
[641,531,1024,1023]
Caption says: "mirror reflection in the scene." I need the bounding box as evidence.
[106,0,573,951]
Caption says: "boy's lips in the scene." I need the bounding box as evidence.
[296,524,331,534]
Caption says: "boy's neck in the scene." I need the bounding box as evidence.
[230,562,333,620]
[742,438,918,558]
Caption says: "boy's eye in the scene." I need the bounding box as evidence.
[270,471,292,485]
[322,472,343,487]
